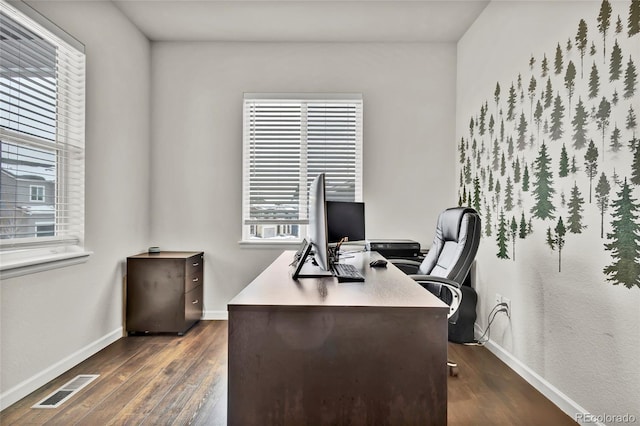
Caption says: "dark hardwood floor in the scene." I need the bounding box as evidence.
[1,320,576,425]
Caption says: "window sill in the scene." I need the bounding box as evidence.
[238,240,302,249]
[0,249,93,280]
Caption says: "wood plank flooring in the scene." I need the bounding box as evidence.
[1,320,576,425]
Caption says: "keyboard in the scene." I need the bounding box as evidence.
[332,263,365,282]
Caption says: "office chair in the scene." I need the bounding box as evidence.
[391,207,481,377]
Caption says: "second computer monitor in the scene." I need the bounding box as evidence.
[326,201,366,243]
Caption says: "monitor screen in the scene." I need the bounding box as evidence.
[308,173,329,271]
[326,201,365,243]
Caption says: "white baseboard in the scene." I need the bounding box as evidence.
[474,324,603,426]
[202,310,228,320]
[0,327,122,411]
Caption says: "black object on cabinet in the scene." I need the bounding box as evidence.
[126,251,203,335]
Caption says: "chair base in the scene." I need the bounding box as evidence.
[448,361,459,377]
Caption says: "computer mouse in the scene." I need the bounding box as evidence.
[370,259,387,268]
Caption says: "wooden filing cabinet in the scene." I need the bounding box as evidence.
[126,251,204,335]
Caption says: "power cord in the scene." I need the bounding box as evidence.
[465,302,509,346]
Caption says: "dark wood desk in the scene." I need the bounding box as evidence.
[227,250,449,425]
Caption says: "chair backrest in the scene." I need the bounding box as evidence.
[418,207,481,284]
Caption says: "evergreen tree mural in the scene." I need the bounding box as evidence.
[596,96,612,157]
[507,83,517,121]
[544,77,553,109]
[528,76,537,120]
[457,0,640,278]
[531,143,556,219]
[514,157,522,183]
[534,100,543,138]
[522,163,530,192]
[631,143,640,185]
[559,143,569,177]
[517,113,528,150]
[567,182,586,233]
[595,172,611,238]
[496,209,509,259]
[629,0,640,36]
[589,62,600,98]
[473,176,482,214]
[585,139,599,202]
[598,0,613,62]
[610,124,622,151]
[604,179,640,289]
[510,216,518,261]
[554,42,564,74]
[485,207,493,237]
[541,53,549,77]
[565,60,577,116]
[610,39,623,81]
[624,56,637,98]
[626,105,637,137]
[547,217,567,272]
[505,176,514,211]
[519,211,528,238]
[572,97,589,149]
[550,94,565,140]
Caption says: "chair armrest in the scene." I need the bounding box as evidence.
[389,258,422,275]
[408,275,462,322]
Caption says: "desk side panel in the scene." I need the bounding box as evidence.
[228,306,447,426]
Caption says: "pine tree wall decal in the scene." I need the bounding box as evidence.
[589,62,600,98]
[598,0,613,61]
[610,39,623,81]
[496,209,510,259]
[576,19,589,78]
[595,172,612,238]
[624,56,637,98]
[603,179,640,288]
[567,182,586,233]
[628,0,640,36]
[531,143,556,219]
[584,140,599,202]
[596,96,612,157]
[458,0,640,284]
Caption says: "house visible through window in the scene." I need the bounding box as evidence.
[0,0,85,266]
[242,93,363,241]
[30,185,45,202]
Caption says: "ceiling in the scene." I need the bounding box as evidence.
[112,0,490,43]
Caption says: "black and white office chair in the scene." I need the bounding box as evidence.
[391,207,481,377]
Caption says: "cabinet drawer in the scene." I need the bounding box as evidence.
[185,253,204,292]
[185,285,203,325]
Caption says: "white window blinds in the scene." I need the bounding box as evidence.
[242,94,362,239]
[0,0,85,251]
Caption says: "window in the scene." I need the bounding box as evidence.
[242,93,363,241]
[0,0,86,272]
[30,185,45,202]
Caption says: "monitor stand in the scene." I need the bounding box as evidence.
[295,261,333,278]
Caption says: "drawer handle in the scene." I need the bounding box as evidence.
[192,262,199,267]
[192,277,199,282]
[192,299,199,305]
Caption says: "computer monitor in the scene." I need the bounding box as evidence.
[326,201,365,243]
[308,173,330,271]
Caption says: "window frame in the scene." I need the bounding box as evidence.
[29,185,45,202]
[241,93,363,244]
[0,0,89,278]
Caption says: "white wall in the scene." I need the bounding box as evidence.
[150,42,457,315]
[0,1,151,409]
[458,1,640,422]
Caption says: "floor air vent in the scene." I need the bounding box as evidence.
[32,374,99,408]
